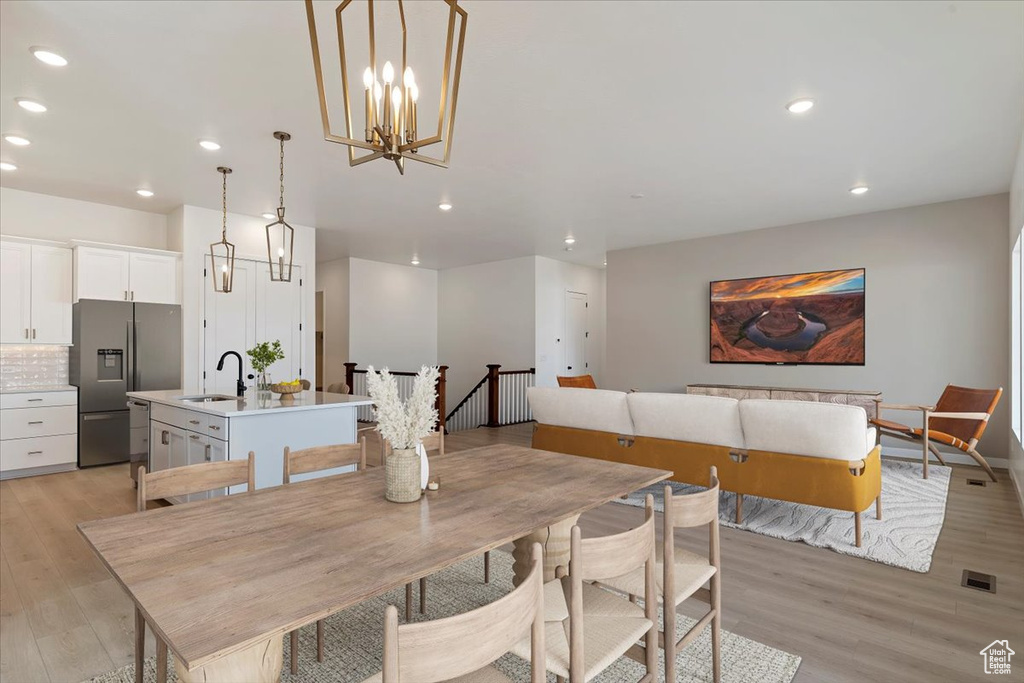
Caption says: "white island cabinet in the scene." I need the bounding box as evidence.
[126,389,373,495]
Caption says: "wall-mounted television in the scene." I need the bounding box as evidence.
[710,268,865,365]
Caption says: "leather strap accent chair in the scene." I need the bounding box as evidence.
[556,374,597,389]
[870,385,1001,482]
[528,388,881,547]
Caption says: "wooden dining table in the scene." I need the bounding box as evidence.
[78,443,671,682]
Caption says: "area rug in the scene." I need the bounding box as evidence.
[84,552,800,683]
[615,459,950,573]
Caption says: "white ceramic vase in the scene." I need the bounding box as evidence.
[416,442,429,490]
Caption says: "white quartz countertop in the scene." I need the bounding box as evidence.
[126,390,373,417]
[0,385,77,394]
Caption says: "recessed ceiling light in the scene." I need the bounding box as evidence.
[410,258,421,266]
[4,135,30,146]
[136,189,154,198]
[564,237,576,245]
[30,47,67,67]
[785,98,815,114]
[849,185,869,195]
[262,213,276,220]
[199,140,221,151]
[16,99,47,113]
[438,203,452,211]
[0,162,16,172]
[630,193,645,199]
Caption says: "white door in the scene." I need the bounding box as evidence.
[203,260,257,395]
[256,263,303,384]
[129,252,178,304]
[0,241,32,343]
[30,245,73,344]
[76,247,130,302]
[564,291,588,376]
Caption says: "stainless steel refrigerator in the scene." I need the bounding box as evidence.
[70,300,182,467]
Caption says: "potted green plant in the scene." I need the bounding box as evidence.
[247,340,285,395]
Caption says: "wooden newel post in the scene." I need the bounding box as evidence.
[435,365,448,432]
[344,362,357,394]
[486,364,501,428]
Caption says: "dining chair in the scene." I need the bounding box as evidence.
[134,453,256,683]
[384,430,492,620]
[281,437,367,676]
[514,495,659,683]
[362,541,546,683]
[598,468,722,681]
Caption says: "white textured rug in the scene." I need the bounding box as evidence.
[616,459,950,573]
[84,552,800,683]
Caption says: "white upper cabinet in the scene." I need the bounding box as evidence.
[0,240,72,345]
[0,242,32,343]
[74,245,179,304]
[30,245,73,344]
[75,247,130,301]
[129,252,178,304]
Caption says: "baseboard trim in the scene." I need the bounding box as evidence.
[1010,467,1024,520]
[881,445,1009,470]
[0,462,78,481]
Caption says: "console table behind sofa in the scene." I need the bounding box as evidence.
[687,384,882,420]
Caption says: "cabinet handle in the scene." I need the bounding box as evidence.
[27,450,43,455]
[188,419,200,425]
[189,434,201,440]
[28,421,43,425]
[27,398,43,402]
[31,328,36,339]
[24,328,29,339]
[204,444,211,461]
[161,430,169,445]
[208,425,220,431]
[124,290,128,300]
[130,291,134,301]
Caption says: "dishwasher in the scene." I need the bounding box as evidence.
[128,399,150,485]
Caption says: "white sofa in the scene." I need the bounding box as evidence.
[529,388,883,546]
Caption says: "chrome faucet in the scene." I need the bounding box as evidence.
[216,351,246,397]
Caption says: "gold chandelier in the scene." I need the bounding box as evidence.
[304,0,467,175]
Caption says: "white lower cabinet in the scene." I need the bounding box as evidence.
[0,390,78,480]
[149,410,228,504]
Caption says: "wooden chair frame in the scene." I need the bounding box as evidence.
[377,542,546,683]
[134,453,256,683]
[561,495,658,683]
[873,396,999,482]
[663,466,722,682]
[282,437,367,675]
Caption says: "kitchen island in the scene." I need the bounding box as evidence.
[126,389,373,496]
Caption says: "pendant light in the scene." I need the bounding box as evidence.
[266,131,295,282]
[210,166,235,293]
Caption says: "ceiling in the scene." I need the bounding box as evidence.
[1,1,1022,269]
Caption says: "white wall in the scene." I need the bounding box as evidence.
[176,205,317,392]
[439,257,536,403]
[0,187,167,248]
[606,194,1011,462]
[535,256,606,389]
[348,258,437,370]
[1010,132,1024,509]
[316,257,350,389]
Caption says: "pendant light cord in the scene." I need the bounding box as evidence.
[279,136,285,210]
[221,169,227,240]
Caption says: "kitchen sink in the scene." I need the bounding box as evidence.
[175,394,238,403]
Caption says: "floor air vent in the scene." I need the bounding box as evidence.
[966,479,988,487]
[961,570,996,593]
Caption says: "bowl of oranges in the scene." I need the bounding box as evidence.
[269,379,304,402]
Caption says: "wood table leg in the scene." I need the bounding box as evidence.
[156,639,167,683]
[175,636,283,683]
[512,514,581,586]
[134,608,145,683]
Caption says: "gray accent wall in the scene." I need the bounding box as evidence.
[606,193,1011,459]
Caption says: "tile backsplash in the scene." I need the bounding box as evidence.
[0,345,70,390]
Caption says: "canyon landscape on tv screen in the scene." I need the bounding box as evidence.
[710,268,865,365]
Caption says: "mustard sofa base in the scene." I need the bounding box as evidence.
[532,424,881,514]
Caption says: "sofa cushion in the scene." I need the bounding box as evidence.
[739,399,871,461]
[627,393,745,449]
[528,387,634,435]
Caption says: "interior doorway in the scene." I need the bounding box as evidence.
[564,290,588,376]
[315,290,324,391]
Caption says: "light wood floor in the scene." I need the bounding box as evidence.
[1,424,1022,683]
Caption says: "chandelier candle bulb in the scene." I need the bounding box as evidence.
[221,264,228,292]
[363,68,374,142]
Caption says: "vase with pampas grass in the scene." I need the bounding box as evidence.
[365,365,440,503]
